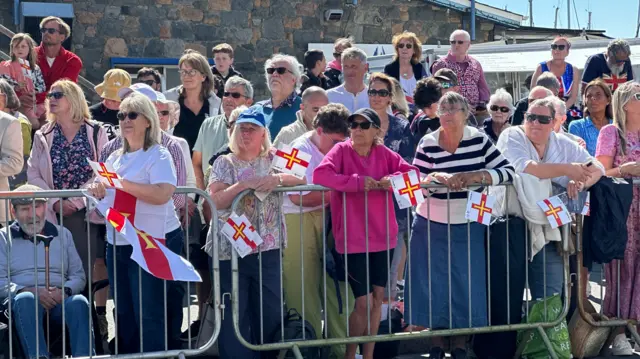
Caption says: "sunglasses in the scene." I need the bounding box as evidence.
[266,67,291,75]
[157,110,170,116]
[634,93,640,100]
[441,82,454,89]
[40,27,59,34]
[46,92,64,100]
[397,43,413,49]
[450,40,465,45]
[550,44,566,51]
[224,91,246,99]
[140,79,156,86]
[368,89,390,97]
[525,113,553,124]
[117,112,140,121]
[333,52,342,58]
[349,121,374,130]
[490,105,510,113]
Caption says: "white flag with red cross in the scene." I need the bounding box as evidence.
[271,145,311,179]
[391,171,424,209]
[537,196,572,229]
[581,192,590,216]
[221,213,263,258]
[88,159,123,188]
[465,191,496,226]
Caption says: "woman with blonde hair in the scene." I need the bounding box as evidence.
[27,79,108,278]
[383,31,428,101]
[0,33,46,126]
[164,50,221,151]
[390,77,410,120]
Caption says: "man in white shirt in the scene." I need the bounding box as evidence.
[281,103,355,359]
[327,47,370,113]
[273,86,329,147]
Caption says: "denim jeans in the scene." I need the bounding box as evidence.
[106,227,185,353]
[529,242,564,300]
[12,292,95,359]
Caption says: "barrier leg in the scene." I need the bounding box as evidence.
[290,345,304,359]
[537,326,559,359]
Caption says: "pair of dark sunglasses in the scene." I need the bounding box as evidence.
[266,67,291,75]
[490,105,510,113]
[224,91,246,99]
[550,44,567,51]
[349,121,375,130]
[140,79,156,86]
[397,43,413,49]
[525,113,553,124]
[450,40,465,45]
[46,92,64,100]
[368,89,390,97]
[117,112,140,121]
[40,27,59,34]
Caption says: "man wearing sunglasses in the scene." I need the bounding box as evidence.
[89,69,132,141]
[274,86,328,147]
[582,39,633,93]
[136,67,162,92]
[34,17,82,108]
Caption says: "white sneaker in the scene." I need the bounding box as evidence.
[612,334,633,356]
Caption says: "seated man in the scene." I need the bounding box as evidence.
[0,184,94,358]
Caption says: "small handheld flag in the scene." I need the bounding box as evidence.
[272,145,311,179]
[465,191,496,226]
[581,192,590,216]
[391,172,424,209]
[537,196,572,229]
[221,213,263,258]
[88,159,123,188]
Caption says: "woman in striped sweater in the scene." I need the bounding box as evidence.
[404,92,515,359]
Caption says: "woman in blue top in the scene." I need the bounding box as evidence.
[568,79,613,156]
[531,37,582,120]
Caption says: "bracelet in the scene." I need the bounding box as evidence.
[277,174,283,186]
[480,171,487,186]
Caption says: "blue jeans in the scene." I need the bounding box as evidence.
[106,227,185,353]
[12,292,95,359]
[529,242,564,300]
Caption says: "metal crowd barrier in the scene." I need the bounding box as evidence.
[228,183,572,359]
[0,187,220,359]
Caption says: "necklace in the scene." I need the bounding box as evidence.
[402,72,411,79]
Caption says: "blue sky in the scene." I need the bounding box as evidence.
[481,0,637,39]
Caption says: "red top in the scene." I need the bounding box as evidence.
[35,44,83,104]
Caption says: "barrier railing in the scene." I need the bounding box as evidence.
[226,183,572,359]
[0,186,220,359]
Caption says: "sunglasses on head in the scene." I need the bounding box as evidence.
[450,40,465,45]
[368,89,390,97]
[397,43,413,49]
[117,112,140,121]
[349,121,373,130]
[224,91,245,99]
[525,113,553,124]
[157,110,170,116]
[46,92,64,100]
[266,67,291,75]
[490,105,510,113]
[40,27,59,34]
[550,44,566,51]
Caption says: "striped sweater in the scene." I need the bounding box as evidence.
[413,126,514,224]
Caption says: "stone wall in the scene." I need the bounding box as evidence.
[8,0,506,99]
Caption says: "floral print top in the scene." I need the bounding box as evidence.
[50,124,93,190]
[384,114,415,232]
[207,152,286,261]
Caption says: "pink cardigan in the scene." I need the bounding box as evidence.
[27,121,108,224]
[313,140,418,254]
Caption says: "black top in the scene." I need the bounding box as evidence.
[324,68,342,89]
[300,69,330,94]
[512,98,529,126]
[211,66,244,99]
[383,59,427,82]
[173,98,210,155]
[89,102,119,140]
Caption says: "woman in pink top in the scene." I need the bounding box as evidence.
[313,108,418,359]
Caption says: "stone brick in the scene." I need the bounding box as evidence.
[160,22,171,39]
[194,24,220,41]
[164,39,186,57]
[262,17,284,40]
[270,0,295,17]
[194,0,209,10]
[220,10,249,27]
[97,18,125,37]
[139,17,161,37]
[85,26,96,37]
[362,25,388,43]
[167,8,180,20]
[255,0,270,7]
[143,38,165,57]
[232,0,253,11]
[392,23,404,35]
[295,2,315,17]
[284,17,302,29]
[178,6,204,21]
[104,38,128,57]
[105,6,121,18]
[208,0,231,11]
[301,16,321,30]
[204,15,220,25]
[75,11,102,25]
[172,21,194,40]
[232,45,253,64]
[156,0,172,4]
[185,43,207,55]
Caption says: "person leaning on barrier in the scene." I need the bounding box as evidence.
[313,108,418,359]
[207,107,305,359]
[281,103,354,359]
[483,88,514,144]
[595,81,640,355]
[404,92,515,359]
[273,86,329,148]
[86,93,185,354]
[0,184,95,358]
[474,98,603,359]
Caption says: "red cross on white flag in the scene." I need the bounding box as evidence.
[221,213,263,258]
[88,159,123,188]
[271,145,311,179]
[537,196,572,229]
[465,191,496,226]
[390,171,424,209]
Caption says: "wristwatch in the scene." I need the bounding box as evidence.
[63,287,72,297]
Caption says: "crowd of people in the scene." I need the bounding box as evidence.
[0,14,638,359]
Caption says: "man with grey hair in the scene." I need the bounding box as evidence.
[549,96,586,148]
[512,81,557,126]
[274,86,329,147]
[0,184,94,357]
[431,29,491,113]
[327,47,370,113]
[582,38,634,93]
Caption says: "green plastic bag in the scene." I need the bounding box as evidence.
[517,295,572,359]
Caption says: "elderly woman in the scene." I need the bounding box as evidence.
[531,37,581,112]
[27,79,108,277]
[252,53,303,140]
[405,92,514,359]
[595,81,640,354]
[164,50,221,152]
[431,30,490,113]
[483,88,514,143]
[207,107,304,359]
[383,31,428,99]
[475,98,603,359]
[314,108,417,358]
[569,79,613,156]
[86,93,184,354]
[0,79,31,190]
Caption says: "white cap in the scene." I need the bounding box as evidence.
[155,91,178,105]
[118,83,158,102]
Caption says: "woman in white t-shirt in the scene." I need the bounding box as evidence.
[87,92,184,353]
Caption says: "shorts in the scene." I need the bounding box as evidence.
[345,249,394,298]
